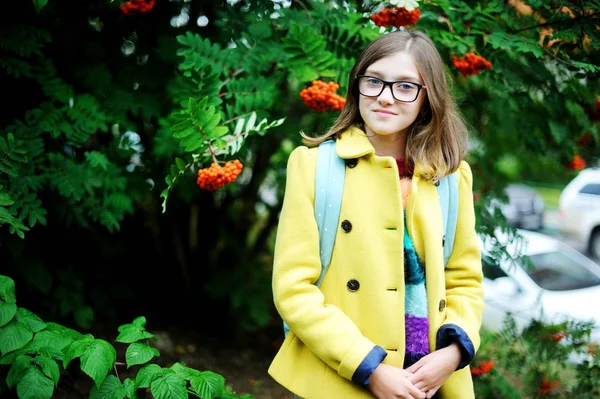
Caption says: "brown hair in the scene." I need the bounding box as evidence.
[301,30,469,181]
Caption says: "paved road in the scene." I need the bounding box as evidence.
[540,208,599,266]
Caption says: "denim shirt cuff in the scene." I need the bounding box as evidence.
[351,345,387,389]
[436,324,475,370]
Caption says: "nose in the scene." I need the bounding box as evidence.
[377,85,395,104]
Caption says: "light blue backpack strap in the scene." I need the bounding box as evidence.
[284,140,345,336]
[314,140,345,286]
[437,172,459,266]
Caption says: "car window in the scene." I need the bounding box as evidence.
[578,184,600,196]
[482,256,508,280]
[520,251,600,291]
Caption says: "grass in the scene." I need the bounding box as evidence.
[527,183,564,209]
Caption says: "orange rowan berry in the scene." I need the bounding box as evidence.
[196,160,244,191]
[470,360,494,377]
[567,155,586,171]
[370,7,420,28]
[452,53,492,77]
[300,80,346,112]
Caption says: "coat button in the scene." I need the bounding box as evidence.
[341,220,352,233]
[345,158,358,168]
[347,279,360,292]
[439,299,446,311]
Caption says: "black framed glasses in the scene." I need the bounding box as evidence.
[356,75,427,103]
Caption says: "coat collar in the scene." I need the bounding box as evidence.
[335,126,428,177]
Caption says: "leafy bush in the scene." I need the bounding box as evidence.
[0,275,252,399]
[473,315,600,398]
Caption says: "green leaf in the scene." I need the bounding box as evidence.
[80,339,117,388]
[170,362,198,380]
[46,322,84,342]
[125,342,160,368]
[211,126,229,138]
[0,302,17,327]
[34,355,60,385]
[16,368,54,399]
[189,371,225,399]
[248,23,272,39]
[74,305,94,329]
[16,308,46,333]
[150,373,187,399]
[7,355,34,388]
[115,324,155,344]
[89,374,127,399]
[0,276,16,303]
[135,364,162,388]
[63,335,94,369]
[175,158,186,170]
[122,378,140,399]
[0,320,33,355]
[132,317,147,329]
[32,0,49,14]
[0,137,8,153]
[294,64,319,82]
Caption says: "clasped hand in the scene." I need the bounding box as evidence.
[368,343,461,399]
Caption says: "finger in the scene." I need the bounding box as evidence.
[426,386,440,398]
[409,383,427,399]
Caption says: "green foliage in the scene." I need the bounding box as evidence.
[0,275,252,399]
[474,315,600,398]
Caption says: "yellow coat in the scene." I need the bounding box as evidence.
[269,127,484,399]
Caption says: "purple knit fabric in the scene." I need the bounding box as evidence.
[405,315,429,354]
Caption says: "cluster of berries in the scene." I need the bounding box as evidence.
[451,53,492,77]
[539,379,560,395]
[300,80,346,112]
[120,0,155,15]
[370,7,421,28]
[567,155,586,171]
[196,160,243,191]
[470,360,494,377]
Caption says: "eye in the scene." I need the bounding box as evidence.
[395,82,417,91]
[365,77,382,86]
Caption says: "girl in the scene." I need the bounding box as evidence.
[269,30,484,399]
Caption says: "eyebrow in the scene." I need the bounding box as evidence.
[363,70,422,82]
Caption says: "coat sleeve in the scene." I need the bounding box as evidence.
[272,146,382,382]
[435,160,484,368]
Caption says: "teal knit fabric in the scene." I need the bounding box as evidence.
[403,216,430,367]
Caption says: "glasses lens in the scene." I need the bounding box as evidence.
[392,82,419,102]
[358,76,384,97]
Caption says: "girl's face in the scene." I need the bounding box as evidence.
[358,51,427,140]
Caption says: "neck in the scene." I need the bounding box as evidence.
[367,130,408,159]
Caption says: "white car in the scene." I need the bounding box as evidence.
[480,228,600,345]
[559,168,600,259]
[498,184,545,231]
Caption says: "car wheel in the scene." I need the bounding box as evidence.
[591,229,600,260]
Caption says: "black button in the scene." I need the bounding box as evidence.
[341,220,352,233]
[347,279,360,292]
[442,235,446,247]
[439,299,446,311]
[434,180,440,186]
[345,158,358,168]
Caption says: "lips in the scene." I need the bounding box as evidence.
[373,109,397,116]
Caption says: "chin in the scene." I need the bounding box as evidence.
[368,123,408,136]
